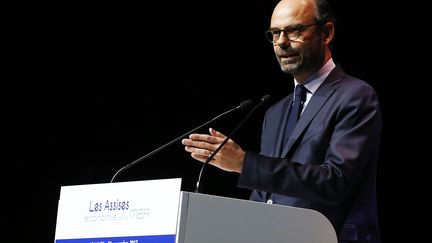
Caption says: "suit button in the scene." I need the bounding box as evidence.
[266,199,273,204]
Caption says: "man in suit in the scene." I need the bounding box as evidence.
[182,0,382,242]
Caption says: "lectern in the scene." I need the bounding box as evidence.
[55,178,337,243]
[177,191,337,243]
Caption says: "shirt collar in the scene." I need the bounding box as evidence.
[294,58,336,94]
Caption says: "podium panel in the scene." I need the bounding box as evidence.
[54,178,182,243]
[176,192,337,243]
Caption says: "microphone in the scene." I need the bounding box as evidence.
[110,99,253,183]
[195,94,272,193]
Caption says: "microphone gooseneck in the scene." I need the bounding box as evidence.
[110,99,253,183]
[195,95,272,193]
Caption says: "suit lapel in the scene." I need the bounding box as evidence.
[273,95,293,157]
[281,66,344,157]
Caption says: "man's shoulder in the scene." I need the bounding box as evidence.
[332,65,375,91]
[264,95,291,117]
[326,67,375,98]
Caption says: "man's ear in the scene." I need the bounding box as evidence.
[322,22,335,45]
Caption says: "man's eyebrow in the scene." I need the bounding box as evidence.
[269,24,304,31]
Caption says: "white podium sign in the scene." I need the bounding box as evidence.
[54,178,182,243]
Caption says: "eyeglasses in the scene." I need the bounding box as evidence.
[265,23,319,43]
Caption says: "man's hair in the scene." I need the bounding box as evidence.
[315,0,336,24]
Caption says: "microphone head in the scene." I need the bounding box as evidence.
[260,94,272,104]
[238,99,253,110]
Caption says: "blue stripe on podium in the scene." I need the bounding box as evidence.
[56,234,175,243]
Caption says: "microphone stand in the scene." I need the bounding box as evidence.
[110,99,252,183]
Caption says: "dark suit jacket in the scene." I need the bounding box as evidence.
[238,66,382,243]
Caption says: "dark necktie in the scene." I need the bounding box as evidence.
[283,84,307,146]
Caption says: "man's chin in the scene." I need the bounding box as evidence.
[280,63,300,74]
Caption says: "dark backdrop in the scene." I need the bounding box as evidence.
[7,1,387,242]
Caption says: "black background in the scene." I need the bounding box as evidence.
[7,1,388,242]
